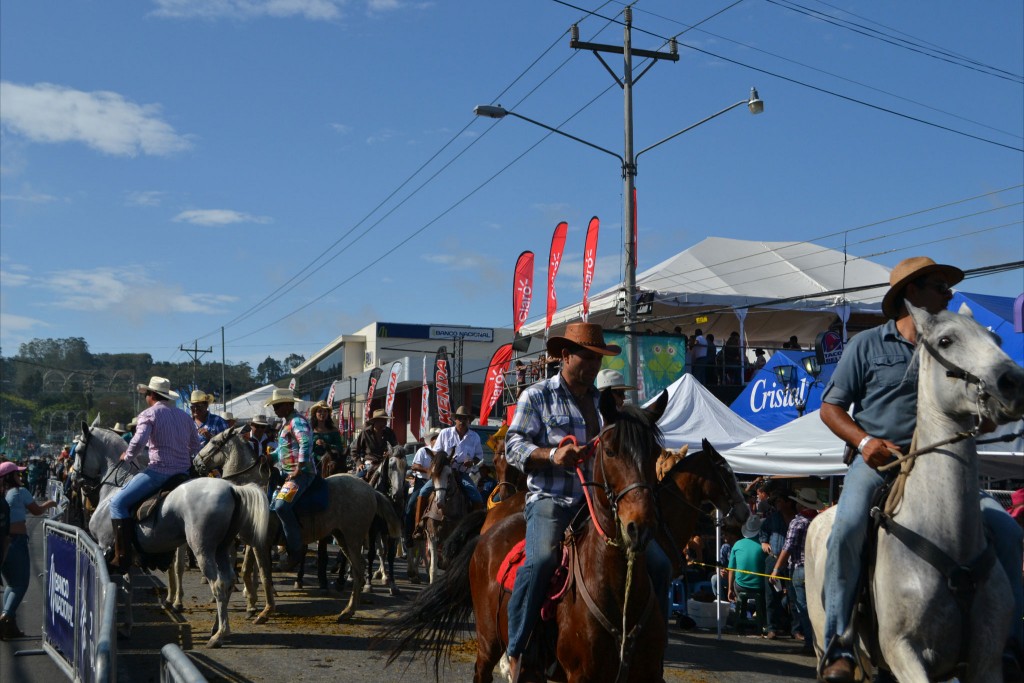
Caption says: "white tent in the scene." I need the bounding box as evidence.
[211,384,313,420]
[722,409,1023,479]
[644,373,764,451]
[522,237,891,346]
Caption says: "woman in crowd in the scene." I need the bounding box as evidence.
[1,460,57,639]
[309,401,346,472]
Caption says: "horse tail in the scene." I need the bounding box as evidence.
[378,533,480,677]
[373,489,403,539]
[440,508,485,566]
[232,483,271,551]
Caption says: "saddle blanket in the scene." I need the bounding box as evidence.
[497,539,571,621]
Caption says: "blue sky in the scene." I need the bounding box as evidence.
[2,0,1022,369]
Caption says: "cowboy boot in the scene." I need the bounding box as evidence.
[0,612,25,640]
[111,519,132,573]
[412,495,427,539]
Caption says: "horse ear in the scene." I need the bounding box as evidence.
[906,301,937,336]
[80,421,91,440]
[599,387,618,425]
[646,389,669,423]
[957,302,974,319]
[90,413,102,428]
[702,438,722,461]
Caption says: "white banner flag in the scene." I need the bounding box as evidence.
[385,361,403,417]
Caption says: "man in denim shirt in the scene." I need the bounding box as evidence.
[818,256,1023,682]
[504,323,672,681]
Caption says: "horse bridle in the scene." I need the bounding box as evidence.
[569,425,656,545]
[71,428,135,502]
[656,450,743,521]
[194,428,263,479]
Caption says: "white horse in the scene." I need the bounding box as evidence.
[365,446,408,596]
[71,422,269,648]
[195,428,405,622]
[806,303,1024,682]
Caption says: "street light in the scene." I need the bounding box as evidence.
[474,89,763,400]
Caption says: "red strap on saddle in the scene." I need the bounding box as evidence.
[496,539,571,621]
[498,540,527,592]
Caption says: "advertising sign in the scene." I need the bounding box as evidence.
[815,330,844,366]
[385,361,402,417]
[76,544,98,683]
[546,221,568,335]
[45,529,78,665]
[581,216,600,321]
[479,343,514,424]
[434,346,452,426]
[512,250,535,334]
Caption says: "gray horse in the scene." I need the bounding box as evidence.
[72,423,269,648]
[806,303,1024,682]
[191,426,404,623]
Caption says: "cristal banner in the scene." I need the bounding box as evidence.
[600,332,687,404]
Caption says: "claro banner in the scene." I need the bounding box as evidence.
[512,250,535,334]
[479,343,514,424]
[546,221,568,336]
[581,216,599,322]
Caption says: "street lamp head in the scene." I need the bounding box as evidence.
[802,355,822,380]
[474,105,509,119]
[747,87,764,115]
[773,364,795,386]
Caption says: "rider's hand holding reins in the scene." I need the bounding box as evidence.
[861,437,900,469]
[550,442,583,469]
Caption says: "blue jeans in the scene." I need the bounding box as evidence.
[271,471,315,556]
[790,565,810,642]
[1,535,30,616]
[416,473,483,505]
[109,468,173,519]
[506,498,672,657]
[825,456,1024,653]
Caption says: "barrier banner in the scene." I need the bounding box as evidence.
[546,221,568,336]
[45,528,77,666]
[77,544,98,683]
[385,361,402,417]
[434,346,452,426]
[582,216,599,321]
[479,343,514,424]
[420,356,430,437]
[512,250,535,333]
[363,367,383,424]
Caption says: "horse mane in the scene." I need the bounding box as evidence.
[430,449,450,478]
[606,403,664,473]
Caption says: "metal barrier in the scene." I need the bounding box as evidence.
[41,519,118,682]
[160,644,207,683]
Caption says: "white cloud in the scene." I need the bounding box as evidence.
[0,268,31,287]
[421,252,491,271]
[331,123,352,134]
[0,82,192,157]
[151,0,347,20]
[42,266,236,314]
[366,129,399,145]
[125,190,166,207]
[0,312,48,335]
[173,209,271,226]
[0,189,60,203]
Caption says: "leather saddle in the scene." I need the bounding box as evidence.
[497,537,573,622]
[133,473,191,522]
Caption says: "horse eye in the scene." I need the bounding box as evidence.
[938,336,953,348]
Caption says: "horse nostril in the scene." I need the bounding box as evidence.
[996,366,1024,407]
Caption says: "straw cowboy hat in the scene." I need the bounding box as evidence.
[128,417,138,430]
[251,414,271,427]
[189,389,211,404]
[0,461,27,478]
[264,387,299,407]
[741,515,763,539]
[137,376,179,401]
[453,405,475,421]
[310,400,330,413]
[881,256,964,319]
[425,427,441,443]
[368,408,389,423]
[547,322,621,357]
[595,368,636,392]
[790,487,824,511]
[111,422,128,435]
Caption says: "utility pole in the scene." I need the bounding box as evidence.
[570,7,678,401]
[452,335,465,408]
[180,340,213,389]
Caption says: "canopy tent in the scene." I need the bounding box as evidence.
[211,384,313,420]
[521,237,891,348]
[643,373,763,451]
[722,409,1023,479]
[951,291,1023,365]
[731,349,837,431]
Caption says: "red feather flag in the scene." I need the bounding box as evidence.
[581,216,600,322]
[512,250,535,333]
[546,221,568,335]
[479,343,514,425]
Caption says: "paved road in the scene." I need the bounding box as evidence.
[6,524,818,682]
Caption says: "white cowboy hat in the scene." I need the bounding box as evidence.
[264,387,299,407]
[137,376,179,401]
[790,487,824,511]
[127,417,138,429]
[223,412,235,421]
[741,515,763,539]
[250,414,271,427]
[189,389,210,404]
[425,427,441,443]
[595,368,636,392]
[111,422,128,434]
[368,408,389,423]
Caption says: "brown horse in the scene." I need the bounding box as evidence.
[382,391,668,683]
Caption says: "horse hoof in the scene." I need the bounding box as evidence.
[336,613,352,623]
[389,584,400,597]
[207,638,223,649]
[254,614,269,625]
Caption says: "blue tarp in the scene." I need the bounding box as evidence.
[730,350,837,432]
[951,291,1023,365]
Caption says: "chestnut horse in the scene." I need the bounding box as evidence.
[382,391,668,683]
